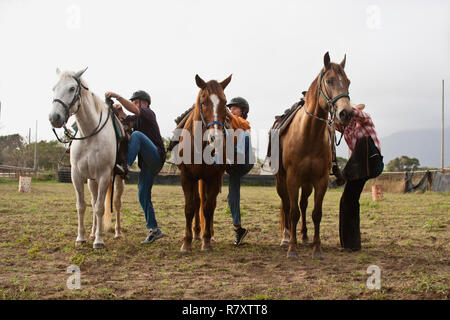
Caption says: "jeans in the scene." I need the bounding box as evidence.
[126,131,163,229]
[227,163,254,227]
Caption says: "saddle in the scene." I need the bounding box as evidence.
[265,91,306,160]
[110,101,133,179]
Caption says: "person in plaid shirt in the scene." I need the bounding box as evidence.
[334,103,384,252]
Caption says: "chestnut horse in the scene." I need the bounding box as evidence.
[277,52,353,259]
[178,74,232,252]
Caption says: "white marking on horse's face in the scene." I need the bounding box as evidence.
[210,94,220,134]
[49,76,78,128]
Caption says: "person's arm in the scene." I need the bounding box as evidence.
[105,92,140,115]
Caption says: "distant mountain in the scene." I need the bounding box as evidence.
[337,127,450,168]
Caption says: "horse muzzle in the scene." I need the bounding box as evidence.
[337,109,353,126]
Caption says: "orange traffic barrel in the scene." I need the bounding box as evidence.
[372,185,383,201]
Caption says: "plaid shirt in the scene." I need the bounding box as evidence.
[334,107,381,156]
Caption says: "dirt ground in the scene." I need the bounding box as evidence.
[0,180,448,299]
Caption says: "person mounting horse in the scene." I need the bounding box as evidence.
[176,74,232,252]
[225,97,254,246]
[276,52,353,259]
[105,90,167,244]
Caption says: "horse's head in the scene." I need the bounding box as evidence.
[195,74,232,145]
[318,52,353,126]
[49,67,88,128]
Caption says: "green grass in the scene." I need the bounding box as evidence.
[0,181,448,300]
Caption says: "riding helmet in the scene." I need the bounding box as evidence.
[130,90,151,105]
[227,97,249,119]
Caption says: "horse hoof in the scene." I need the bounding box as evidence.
[280,240,289,248]
[114,234,122,239]
[287,251,299,259]
[312,251,323,260]
[75,240,86,247]
[93,242,105,249]
[201,246,213,252]
[180,246,192,253]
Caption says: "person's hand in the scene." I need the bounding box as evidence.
[225,107,233,120]
[105,91,121,99]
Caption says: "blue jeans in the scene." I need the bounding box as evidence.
[126,131,163,229]
[227,163,254,227]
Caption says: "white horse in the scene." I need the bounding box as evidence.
[49,68,124,249]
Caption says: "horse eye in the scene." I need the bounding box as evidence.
[326,79,334,85]
[69,86,75,92]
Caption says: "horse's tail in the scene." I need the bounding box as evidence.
[103,178,113,232]
[198,179,205,231]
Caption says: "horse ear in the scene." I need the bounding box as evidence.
[340,54,346,69]
[324,52,331,70]
[220,74,232,90]
[74,67,88,79]
[56,67,61,75]
[195,74,206,89]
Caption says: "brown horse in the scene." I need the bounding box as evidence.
[177,74,232,252]
[276,52,353,259]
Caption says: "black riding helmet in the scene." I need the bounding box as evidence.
[226,97,249,119]
[130,90,151,105]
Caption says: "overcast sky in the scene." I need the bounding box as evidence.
[0,0,449,159]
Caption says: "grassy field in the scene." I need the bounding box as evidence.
[0,180,448,300]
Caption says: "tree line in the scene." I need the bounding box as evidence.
[0,134,68,171]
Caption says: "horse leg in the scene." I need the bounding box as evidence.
[193,180,203,241]
[73,173,87,246]
[201,179,220,251]
[286,174,300,259]
[113,178,124,239]
[87,179,98,240]
[180,173,197,252]
[311,178,328,259]
[276,173,290,247]
[300,184,313,244]
[92,176,110,249]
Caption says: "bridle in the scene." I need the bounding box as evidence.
[52,76,112,143]
[53,76,88,123]
[304,69,350,146]
[304,69,350,128]
[198,100,227,136]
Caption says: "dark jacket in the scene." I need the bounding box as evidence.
[342,136,384,181]
[126,106,166,167]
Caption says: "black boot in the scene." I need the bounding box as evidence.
[114,164,129,179]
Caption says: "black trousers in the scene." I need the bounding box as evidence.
[339,178,368,250]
